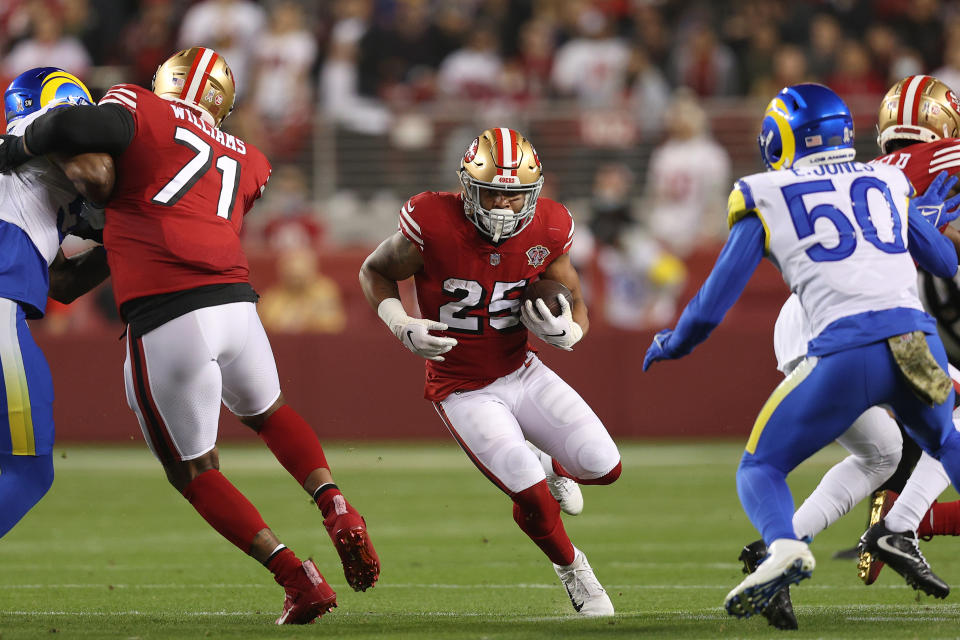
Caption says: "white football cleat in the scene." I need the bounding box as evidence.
[724,538,814,619]
[553,548,614,617]
[528,442,583,516]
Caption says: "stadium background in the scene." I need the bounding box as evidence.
[3,0,955,443]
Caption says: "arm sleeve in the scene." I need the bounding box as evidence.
[23,104,134,157]
[667,215,766,356]
[908,201,959,278]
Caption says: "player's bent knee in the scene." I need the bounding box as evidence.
[578,460,622,485]
[512,481,561,537]
[167,450,220,494]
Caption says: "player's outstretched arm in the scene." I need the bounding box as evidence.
[643,215,765,371]
[360,232,458,361]
[29,105,133,159]
[908,201,960,279]
[0,105,133,172]
[48,247,110,304]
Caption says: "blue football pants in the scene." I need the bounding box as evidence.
[737,335,960,544]
[0,451,54,537]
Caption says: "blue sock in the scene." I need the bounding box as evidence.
[736,453,798,544]
[0,452,54,537]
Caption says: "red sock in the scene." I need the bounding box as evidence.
[512,482,575,566]
[182,469,269,553]
[258,405,329,487]
[314,483,350,519]
[265,547,302,585]
[552,460,622,486]
[918,500,960,538]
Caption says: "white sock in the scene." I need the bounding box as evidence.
[793,408,900,539]
[884,451,950,533]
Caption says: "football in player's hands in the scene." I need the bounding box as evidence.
[521,279,572,316]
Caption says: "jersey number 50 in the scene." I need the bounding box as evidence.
[782,177,905,262]
[151,127,241,219]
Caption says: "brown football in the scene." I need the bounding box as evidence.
[520,279,573,317]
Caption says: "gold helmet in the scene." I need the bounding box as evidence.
[152,47,235,127]
[877,75,960,154]
[459,127,544,243]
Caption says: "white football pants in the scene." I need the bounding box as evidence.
[123,301,282,462]
[775,293,902,539]
[435,353,620,494]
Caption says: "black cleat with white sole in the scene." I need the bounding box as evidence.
[857,522,949,598]
[739,540,798,630]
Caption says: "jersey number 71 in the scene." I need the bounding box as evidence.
[151,127,241,219]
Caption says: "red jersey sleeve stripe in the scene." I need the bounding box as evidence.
[399,217,423,247]
[399,203,423,246]
[101,92,136,110]
[107,87,138,99]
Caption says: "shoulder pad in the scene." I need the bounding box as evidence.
[727,178,770,252]
[726,179,757,229]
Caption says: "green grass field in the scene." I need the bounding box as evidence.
[2,441,959,639]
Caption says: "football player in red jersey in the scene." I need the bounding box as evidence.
[360,128,622,616]
[855,75,960,584]
[0,48,378,624]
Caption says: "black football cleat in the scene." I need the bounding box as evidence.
[738,539,799,630]
[858,522,949,598]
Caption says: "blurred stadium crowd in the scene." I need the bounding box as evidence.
[4,0,960,333]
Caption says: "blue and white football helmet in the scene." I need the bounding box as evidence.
[758,83,856,171]
[4,67,93,128]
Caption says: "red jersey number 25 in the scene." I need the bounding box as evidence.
[151,127,240,219]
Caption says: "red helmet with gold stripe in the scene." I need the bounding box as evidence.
[152,47,235,127]
[877,75,960,154]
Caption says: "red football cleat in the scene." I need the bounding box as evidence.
[275,559,337,625]
[324,495,380,592]
[858,489,899,585]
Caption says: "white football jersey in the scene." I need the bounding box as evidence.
[729,161,921,340]
[0,106,79,265]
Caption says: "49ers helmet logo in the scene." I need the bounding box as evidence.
[526,245,550,267]
[464,137,480,163]
[948,90,960,114]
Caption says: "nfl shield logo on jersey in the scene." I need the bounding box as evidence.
[526,245,550,267]
[490,253,501,266]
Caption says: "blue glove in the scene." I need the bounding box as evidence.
[643,329,675,371]
[914,170,960,228]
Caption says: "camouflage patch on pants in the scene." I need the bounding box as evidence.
[888,331,952,407]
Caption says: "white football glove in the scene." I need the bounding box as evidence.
[520,294,583,351]
[378,298,458,361]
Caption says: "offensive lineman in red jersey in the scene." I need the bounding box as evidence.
[0,48,378,624]
[854,75,960,583]
[359,128,622,616]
